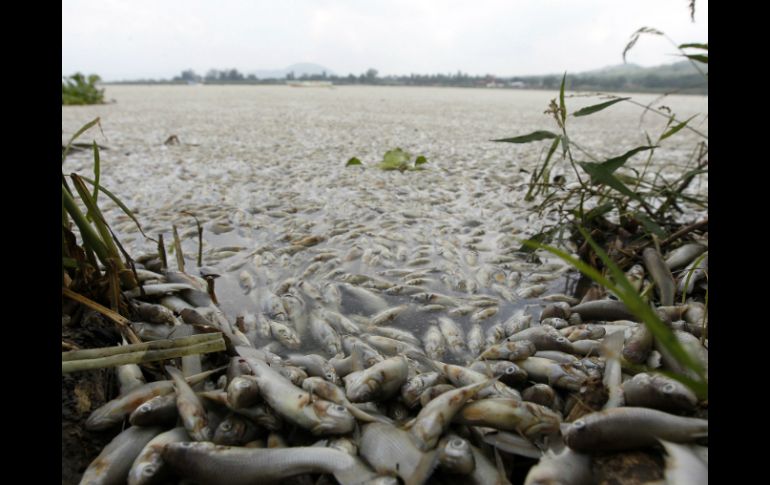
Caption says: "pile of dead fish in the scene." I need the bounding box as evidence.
[77,235,708,485]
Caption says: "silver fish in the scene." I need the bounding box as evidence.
[127,427,189,485]
[563,407,708,451]
[80,426,163,485]
[344,356,409,402]
[162,442,378,485]
[166,365,211,441]
[524,448,592,485]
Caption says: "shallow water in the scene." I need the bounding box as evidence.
[62,85,707,357]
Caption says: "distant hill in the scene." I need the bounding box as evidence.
[251,63,334,79]
[579,60,707,78]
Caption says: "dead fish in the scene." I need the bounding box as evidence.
[570,299,638,322]
[478,340,536,361]
[359,422,439,485]
[366,325,422,347]
[269,320,301,350]
[123,283,195,299]
[162,442,379,485]
[437,317,468,357]
[237,355,355,435]
[344,356,409,402]
[660,439,708,485]
[642,247,676,306]
[471,306,499,323]
[419,384,456,407]
[665,243,707,271]
[622,373,698,413]
[127,427,189,485]
[481,430,542,459]
[502,310,532,336]
[469,361,527,386]
[213,413,261,446]
[438,435,475,474]
[129,393,178,427]
[238,270,255,295]
[563,407,708,451]
[467,323,484,357]
[302,377,392,424]
[523,447,593,485]
[506,326,573,353]
[423,325,447,360]
[408,378,496,450]
[86,369,220,430]
[131,301,177,325]
[166,366,211,441]
[622,324,653,364]
[484,323,507,347]
[310,314,343,356]
[401,372,447,408]
[227,376,262,409]
[286,354,340,384]
[517,284,548,299]
[370,304,411,326]
[516,357,587,392]
[455,398,562,441]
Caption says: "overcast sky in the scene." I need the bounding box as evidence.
[62,0,708,81]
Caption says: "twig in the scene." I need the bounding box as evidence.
[62,332,223,361]
[62,338,225,373]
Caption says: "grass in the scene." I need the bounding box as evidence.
[62,73,106,106]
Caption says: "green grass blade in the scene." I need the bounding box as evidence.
[492,131,559,143]
[91,141,101,210]
[346,157,362,166]
[600,146,657,174]
[578,162,639,199]
[80,176,156,242]
[62,117,101,164]
[70,174,123,266]
[62,184,110,264]
[559,72,567,125]
[660,115,697,141]
[679,43,708,50]
[573,97,630,117]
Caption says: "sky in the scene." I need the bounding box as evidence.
[62,0,708,81]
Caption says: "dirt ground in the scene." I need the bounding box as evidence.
[62,310,122,485]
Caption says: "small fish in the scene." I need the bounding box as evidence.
[81,426,163,485]
[344,356,409,402]
[438,435,475,475]
[269,320,302,350]
[166,366,211,441]
[467,323,484,358]
[423,325,447,360]
[563,407,708,451]
[127,427,189,485]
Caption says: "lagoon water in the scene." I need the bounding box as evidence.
[62,85,708,339]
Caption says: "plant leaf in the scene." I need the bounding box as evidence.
[623,27,664,63]
[89,141,101,220]
[660,115,697,141]
[346,157,362,166]
[80,176,157,243]
[578,162,638,199]
[634,212,667,238]
[62,117,101,164]
[559,72,567,124]
[600,146,657,174]
[679,43,708,50]
[492,131,559,144]
[573,97,630,117]
[378,148,411,170]
[414,155,428,166]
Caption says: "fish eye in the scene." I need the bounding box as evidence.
[143,465,156,476]
[573,419,586,429]
[450,438,465,448]
[326,373,335,380]
[221,422,232,431]
[180,441,194,448]
[335,405,346,412]
[236,379,250,389]
[138,403,151,412]
[557,337,569,343]
[662,383,676,394]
